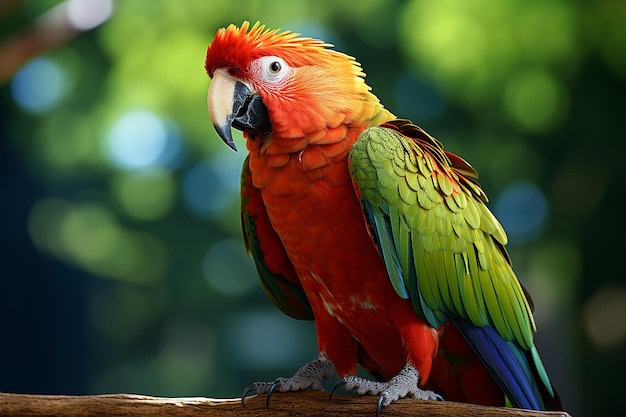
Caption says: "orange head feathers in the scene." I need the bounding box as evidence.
[205,21,339,77]
[205,21,391,144]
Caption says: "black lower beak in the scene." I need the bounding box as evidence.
[210,79,271,151]
[232,91,271,135]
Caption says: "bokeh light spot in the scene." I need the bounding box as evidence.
[28,198,166,283]
[494,181,549,244]
[400,0,578,110]
[28,197,73,257]
[10,58,67,114]
[584,287,626,350]
[227,311,314,369]
[105,110,182,170]
[203,239,257,297]
[182,161,226,217]
[66,0,113,31]
[60,203,121,264]
[111,169,176,221]
[182,150,244,218]
[527,239,581,324]
[405,9,486,78]
[34,111,91,172]
[504,69,567,133]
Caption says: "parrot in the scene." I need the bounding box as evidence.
[204,21,562,413]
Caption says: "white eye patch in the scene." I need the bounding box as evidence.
[255,56,292,84]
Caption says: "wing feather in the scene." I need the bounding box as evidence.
[348,119,556,409]
[241,156,313,320]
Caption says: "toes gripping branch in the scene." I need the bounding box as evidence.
[242,358,442,415]
[330,363,443,416]
[242,352,335,407]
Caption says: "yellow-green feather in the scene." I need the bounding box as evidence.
[349,122,556,398]
[349,123,536,350]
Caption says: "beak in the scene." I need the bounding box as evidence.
[207,69,271,151]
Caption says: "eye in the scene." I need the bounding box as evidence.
[269,61,281,73]
[257,56,290,84]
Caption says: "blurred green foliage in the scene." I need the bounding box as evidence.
[2,1,626,416]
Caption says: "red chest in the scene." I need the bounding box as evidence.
[251,147,400,326]
[245,138,443,384]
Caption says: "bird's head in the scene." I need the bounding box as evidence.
[204,21,377,151]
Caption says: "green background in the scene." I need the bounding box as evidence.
[2,1,625,416]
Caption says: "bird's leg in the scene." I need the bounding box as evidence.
[242,352,335,407]
[330,363,443,416]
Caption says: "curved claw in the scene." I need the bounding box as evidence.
[434,393,445,402]
[376,396,385,417]
[328,379,346,400]
[241,385,257,407]
[266,380,281,408]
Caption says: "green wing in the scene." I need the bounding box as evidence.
[241,156,313,320]
[349,120,553,397]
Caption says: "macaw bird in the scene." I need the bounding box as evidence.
[204,21,562,413]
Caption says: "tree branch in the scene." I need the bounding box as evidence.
[0,391,571,417]
[0,7,77,84]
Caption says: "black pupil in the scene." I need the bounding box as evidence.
[270,61,281,73]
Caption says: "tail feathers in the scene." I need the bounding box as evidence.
[453,318,546,410]
[527,348,563,411]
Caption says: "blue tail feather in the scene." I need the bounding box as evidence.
[453,318,544,410]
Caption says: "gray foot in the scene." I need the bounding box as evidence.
[330,363,443,415]
[242,352,335,407]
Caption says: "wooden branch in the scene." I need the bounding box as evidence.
[0,0,110,84]
[0,6,78,84]
[0,391,571,417]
